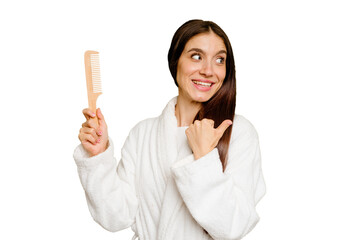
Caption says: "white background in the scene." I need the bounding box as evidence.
[1,0,363,239]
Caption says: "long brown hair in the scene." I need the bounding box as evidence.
[168,19,236,171]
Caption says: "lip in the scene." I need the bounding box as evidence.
[191,79,215,92]
[192,79,215,84]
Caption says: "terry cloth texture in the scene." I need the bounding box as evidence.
[73,96,266,240]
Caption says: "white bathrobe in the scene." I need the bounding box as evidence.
[73,97,266,240]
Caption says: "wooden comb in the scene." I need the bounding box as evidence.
[84,50,102,127]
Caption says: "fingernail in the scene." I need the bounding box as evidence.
[91,113,96,117]
[96,138,101,143]
[98,131,102,135]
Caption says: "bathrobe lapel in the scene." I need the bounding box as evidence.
[155,97,210,240]
[156,97,178,182]
[156,97,184,239]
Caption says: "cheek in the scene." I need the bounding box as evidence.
[176,63,184,86]
[215,81,224,93]
[177,62,199,83]
[216,67,226,83]
[214,68,226,91]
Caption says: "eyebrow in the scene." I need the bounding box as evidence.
[187,48,227,56]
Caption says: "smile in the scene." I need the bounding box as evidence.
[191,79,215,92]
[192,80,213,87]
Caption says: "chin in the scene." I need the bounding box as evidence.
[191,93,214,103]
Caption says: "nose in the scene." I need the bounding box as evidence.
[199,61,213,77]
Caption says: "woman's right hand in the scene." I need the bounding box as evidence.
[78,108,109,157]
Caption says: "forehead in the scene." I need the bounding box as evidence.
[184,32,226,52]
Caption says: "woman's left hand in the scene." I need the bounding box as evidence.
[186,118,233,160]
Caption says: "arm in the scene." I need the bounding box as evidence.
[171,117,266,240]
[73,133,139,232]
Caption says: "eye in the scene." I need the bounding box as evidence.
[216,57,225,64]
[191,54,201,60]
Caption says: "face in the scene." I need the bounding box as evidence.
[176,32,227,103]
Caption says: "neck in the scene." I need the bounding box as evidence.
[175,95,201,127]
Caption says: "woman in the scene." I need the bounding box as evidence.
[74,19,266,240]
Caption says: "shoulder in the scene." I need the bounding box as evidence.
[231,114,259,142]
[121,117,159,150]
[129,117,159,136]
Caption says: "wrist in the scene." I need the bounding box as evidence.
[193,148,213,160]
[192,148,203,160]
[193,153,202,160]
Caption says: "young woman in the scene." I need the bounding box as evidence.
[74,19,266,240]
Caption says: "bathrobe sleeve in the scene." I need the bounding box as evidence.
[73,131,139,232]
[171,115,266,240]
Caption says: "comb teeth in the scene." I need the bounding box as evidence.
[90,53,102,93]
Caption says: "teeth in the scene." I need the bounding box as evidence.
[193,81,212,87]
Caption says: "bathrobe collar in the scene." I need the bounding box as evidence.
[157,96,179,183]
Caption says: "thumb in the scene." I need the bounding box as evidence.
[216,119,233,137]
[96,108,106,127]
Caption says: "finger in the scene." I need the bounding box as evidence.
[82,108,96,120]
[81,120,94,129]
[216,119,233,137]
[193,119,201,126]
[80,127,99,139]
[202,118,214,127]
[96,108,106,129]
[79,132,98,145]
[96,108,104,120]
[81,140,93,151]
[81,120,101,136]
[84,118,99,132]
[209,119,214,127]
[82,121,89,128]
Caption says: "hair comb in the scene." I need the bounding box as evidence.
[84,50,102,127]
